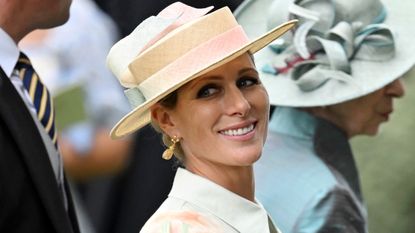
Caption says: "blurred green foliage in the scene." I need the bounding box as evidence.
[352,68,415,233]
[54,84,87,131]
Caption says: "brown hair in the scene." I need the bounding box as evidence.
[151,91,185,161]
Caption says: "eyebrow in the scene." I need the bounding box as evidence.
[189,67,258,90]
[239,67,259,76]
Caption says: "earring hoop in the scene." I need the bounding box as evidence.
[162,136,180,160]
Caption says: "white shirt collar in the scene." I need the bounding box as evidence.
[0,27,20,77]
[169,168,273,233]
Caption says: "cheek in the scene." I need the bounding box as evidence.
[251,88,269,122]
[178,111,224,163]
[357,99,382,126]
[247,88,269,140]
[176,103,221,145]
[343,105,380,136]
[361,110,384,135]
[357,92,385,127]
[249,87,269,115]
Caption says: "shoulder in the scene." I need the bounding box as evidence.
[140,210,223,233]
[256,132,338,194]
[291,186,367,233]
[256,133,343,233]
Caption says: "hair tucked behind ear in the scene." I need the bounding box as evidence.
[151,52,255,162]
[151,90,185,162]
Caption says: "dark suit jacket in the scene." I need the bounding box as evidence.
[0,67,80,233]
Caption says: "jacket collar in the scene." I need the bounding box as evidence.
[169,168,273,232]
[269,107,361,200]
[269,107,317,140]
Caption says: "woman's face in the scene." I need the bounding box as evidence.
[317,79,405,138]
[154,53,269,170]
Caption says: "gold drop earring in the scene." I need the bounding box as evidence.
[162,136,180,160]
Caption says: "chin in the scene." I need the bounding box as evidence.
[363,131,378,137]
[361,126,381,137]
[230,147,262,166]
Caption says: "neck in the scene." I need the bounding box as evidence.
[305,107,354,139]
[0,2,34,44]
[186,161,255,202]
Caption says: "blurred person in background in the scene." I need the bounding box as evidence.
[0,0,80,232]
[235,0,415,232]
[21,0,132,180]
[20,0,132,232]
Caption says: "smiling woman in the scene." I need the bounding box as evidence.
[151,52,269,202]
[106,2,295,233]
[152,53,269,167]
[235,0,415,232]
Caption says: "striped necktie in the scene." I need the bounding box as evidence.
[14,52,58,148]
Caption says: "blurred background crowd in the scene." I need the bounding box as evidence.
[18,0,415,233]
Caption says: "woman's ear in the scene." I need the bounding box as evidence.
[151,104,181,137]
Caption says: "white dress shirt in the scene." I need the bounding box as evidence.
[141,168,280,233]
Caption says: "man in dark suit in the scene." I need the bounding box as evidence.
[0,0,80,232]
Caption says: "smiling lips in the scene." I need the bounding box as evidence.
[219,123,255,136]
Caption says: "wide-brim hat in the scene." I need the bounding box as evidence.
[235,0,415,107]
[107,2,296,139]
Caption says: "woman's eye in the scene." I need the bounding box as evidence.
[196,84,219,98]
[237,77,259,88]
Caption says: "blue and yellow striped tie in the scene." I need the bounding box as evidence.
[15,52,58,148]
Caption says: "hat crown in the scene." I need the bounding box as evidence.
[106,2,214,88]
[107,1,297,138]
[260,0,393,78]
[333,0,384,25]
[128,7,238,86]
[235,0,415,107]
[265,0,385,37]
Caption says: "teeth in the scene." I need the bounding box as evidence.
[220,124,254,136]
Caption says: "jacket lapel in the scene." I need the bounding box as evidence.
[313,118,362,201]
[0,68,76,233]
[64,175,81,233]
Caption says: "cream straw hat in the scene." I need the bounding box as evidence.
[107,2,296,138]
[235,0,415,107]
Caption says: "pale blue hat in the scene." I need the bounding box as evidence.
[235,0,415,106]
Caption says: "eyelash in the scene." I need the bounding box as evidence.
[196,76,260,99]
[237,76,259,88]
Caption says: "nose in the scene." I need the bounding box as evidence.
[385,78,405,98]
[224,86,251,117]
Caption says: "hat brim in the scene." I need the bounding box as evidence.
[110,20,297,139]
[236,0,415,107]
